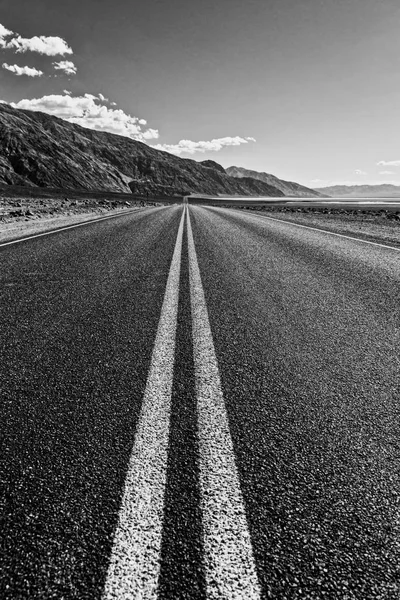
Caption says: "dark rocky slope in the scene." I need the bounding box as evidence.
[0,104,286,196]
[226,165,325,197]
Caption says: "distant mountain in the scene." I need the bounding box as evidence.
[226,166,326,198]
[314,184,400,198]
[199,159,226,173]
[0,103,286,197]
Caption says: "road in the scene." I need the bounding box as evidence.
[0,204,399,599]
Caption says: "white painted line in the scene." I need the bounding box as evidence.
[0,206,156,248]
[103,207,185,600]
[186,206,261,599]
[215,206,400,252]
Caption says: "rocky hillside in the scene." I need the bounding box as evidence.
[0,103,286,197]
[226,166,326,197]
[314,184,400,198]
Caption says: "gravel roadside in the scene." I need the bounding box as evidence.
[233,207,400,248]
[0,191,162,243]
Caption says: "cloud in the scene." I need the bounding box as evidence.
[87,93,111,104]
[2,62,43,77]
[377,159,400,167]
[53,60,77,75]
[11,93,159,141]
[6,34,72,56]
[97,93,119,106]
[0,22,72,55]
[0,23,14,47]
[153,136,256,156]
[354,169,367,176]
[379,170,395,175]
[0,23,13,37]
[63,89,72,95]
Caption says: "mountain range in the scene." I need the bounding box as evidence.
[314,184,400,198]
[0,103,322,198]
[226,166,325,197]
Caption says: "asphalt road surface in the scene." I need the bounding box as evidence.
[1,204,399,599]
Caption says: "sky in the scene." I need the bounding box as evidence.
[1,0,400,188]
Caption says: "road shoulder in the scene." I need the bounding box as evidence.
[0,206,146,244]
[233,207,400,248]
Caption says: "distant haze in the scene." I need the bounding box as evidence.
[315,184,400,199]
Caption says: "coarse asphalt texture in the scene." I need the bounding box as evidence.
[1,203,399,599]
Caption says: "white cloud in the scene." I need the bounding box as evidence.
[0,23,14,47]
[0,22,72,55]
[53,60,77,75]
[379,170,395,175]
[377,159,400,167]
[63,89,72,95]
[355,169,367,176]
[97,94,119,106]
[5,34,72,56]
[153,136,256,156]
[2,62,43,77]
[0,23,13,37]
[11,93,159,142]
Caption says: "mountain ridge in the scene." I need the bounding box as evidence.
[0,103,317,198]
[0,104,284,197]
[314,184,400,198]
[226,166,325,197]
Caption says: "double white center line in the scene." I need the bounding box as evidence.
[103,206,260,599]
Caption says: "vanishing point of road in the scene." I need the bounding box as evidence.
[1,203,399,599]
